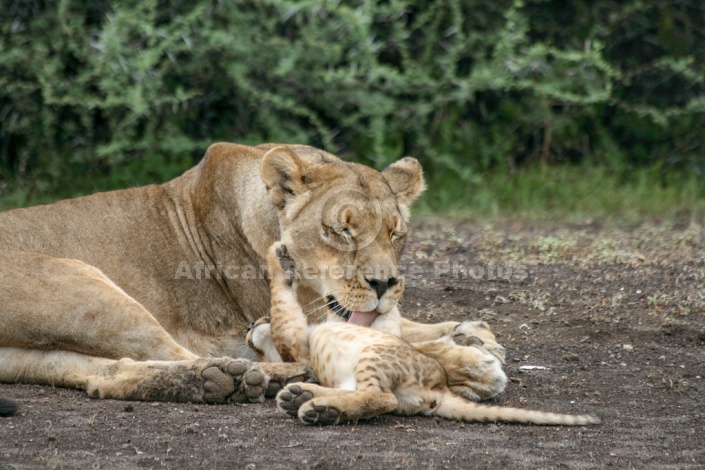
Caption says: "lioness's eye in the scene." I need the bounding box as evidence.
[392,231,406,241]
[321,224,333,238]
[341,227,352,237]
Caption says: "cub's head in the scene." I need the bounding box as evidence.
[261,145,425,326]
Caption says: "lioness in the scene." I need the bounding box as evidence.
[0,143,504,404]
[257,243,599,425]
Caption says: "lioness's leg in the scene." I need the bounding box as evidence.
[408,320,507,400]
[400,317,501,347]
[400,318,460,342]
[0,251,292,402]
[0,348,268,403]
[0,251,195,361]
[412,338,507,401]
[276,383,397,425]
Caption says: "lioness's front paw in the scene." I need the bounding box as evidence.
[452,321,506,364]
[199,358,268,404]
[448,349,507,401]
[87,357,269,403]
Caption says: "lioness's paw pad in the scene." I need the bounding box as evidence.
[452,333,485,348]
[450,354,508,402]
[199,359,267,404]
[242,367,267,402]
[276,384,314,417]
[453,321,506,363]
[202,366,236,402]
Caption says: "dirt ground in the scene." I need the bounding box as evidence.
[1,218,704,469]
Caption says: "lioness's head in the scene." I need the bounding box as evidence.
[261,145,425,326]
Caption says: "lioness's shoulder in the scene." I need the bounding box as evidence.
[198,143,340,174]
[256,143,341,165]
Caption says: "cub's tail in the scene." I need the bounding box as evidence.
[434,393,600,426]
[0,398,18,417]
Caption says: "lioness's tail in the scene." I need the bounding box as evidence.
[434,393,600,426]
[0,398,18,417]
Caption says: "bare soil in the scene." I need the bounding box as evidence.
[2,219,704,469]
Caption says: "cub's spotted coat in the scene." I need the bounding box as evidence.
[260,243,601,426]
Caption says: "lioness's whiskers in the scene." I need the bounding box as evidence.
[299,292,334,309]
[303,290,346,323]
[308,299,339,319]
[302,289,344,312]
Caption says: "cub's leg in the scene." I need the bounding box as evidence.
[244,244,319,396]
[276,383,397,425]
[247,317,318,396]
[246,318,322,390]
[266,243,310,363]
[0,348,267,403]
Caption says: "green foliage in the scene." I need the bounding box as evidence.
[420,164,705,222]
[0,0,703,211]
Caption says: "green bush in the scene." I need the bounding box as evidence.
[1,0,703,208]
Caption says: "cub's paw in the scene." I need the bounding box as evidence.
[246,317,284,363]
[275,244,296,277]
[298,400,342,425]
[267,242,297,287]
[199,358,268,404]
[276,384,315,418]
[452,321,506,364]
[277,384,342,425]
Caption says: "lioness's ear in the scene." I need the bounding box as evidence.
[261,147,306,209]
[382,157,426,208]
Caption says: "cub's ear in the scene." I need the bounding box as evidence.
[261,146,306,209]
[382,157,426,208]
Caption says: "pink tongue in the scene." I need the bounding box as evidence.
[347,310,380,327]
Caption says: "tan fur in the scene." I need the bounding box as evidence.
[261,243,601,426]
[0,142,468,403]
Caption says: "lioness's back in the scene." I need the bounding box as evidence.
[0,185,168,263]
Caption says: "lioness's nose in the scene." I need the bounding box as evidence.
[366,277,399,299]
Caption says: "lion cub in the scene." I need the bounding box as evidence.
[260,243,600,426]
